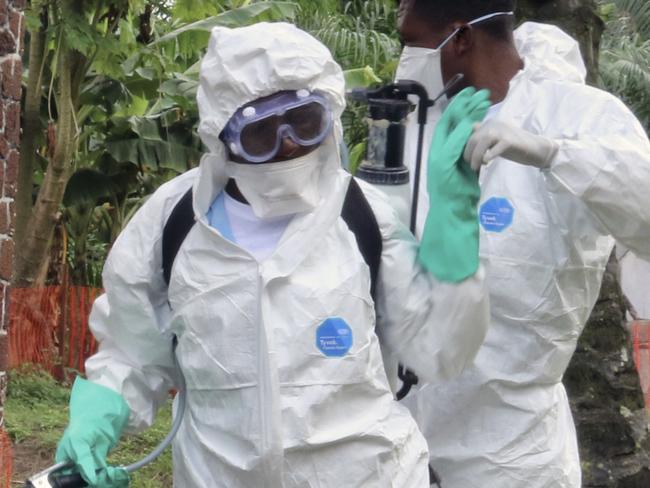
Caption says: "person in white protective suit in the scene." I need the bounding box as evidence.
[54,22,491,487]
[395,0,650,487]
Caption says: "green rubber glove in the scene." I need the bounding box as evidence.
[56,377,131,487]
[419,87,491,282]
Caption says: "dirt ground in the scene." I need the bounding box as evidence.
[10,437,57,484]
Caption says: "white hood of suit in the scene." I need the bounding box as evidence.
[514,22,586,84]
[192,22,347,219]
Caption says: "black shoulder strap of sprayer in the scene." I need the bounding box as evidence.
[341,178,382,300]
[162,188,195,286]
[161,180,382,300]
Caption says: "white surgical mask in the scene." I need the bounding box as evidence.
[396,45,447,112]
[224,139,335,219]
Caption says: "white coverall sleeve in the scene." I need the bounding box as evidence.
[544,88,650,260]
[359,180,490,384]
[85,185,183,432]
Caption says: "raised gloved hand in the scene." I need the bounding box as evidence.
[463,119,558,170]
[56,377,130,487]
[419,87,491,282]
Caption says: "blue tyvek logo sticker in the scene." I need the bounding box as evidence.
[316,318,353,358]
[480,197,515,233]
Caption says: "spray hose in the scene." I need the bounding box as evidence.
[25,337,187,488]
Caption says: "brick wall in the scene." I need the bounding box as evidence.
[0,0,24,429]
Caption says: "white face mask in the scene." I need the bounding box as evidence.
[224,140,334,219]
[395,45,448,116]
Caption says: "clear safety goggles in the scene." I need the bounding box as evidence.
[437,11,515,50]
[220,89,333,164]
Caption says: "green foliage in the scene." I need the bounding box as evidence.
[21,1,303,286]
[21,0,403,283]
[313,23,398,71]
[6,366,70,406]
[610,0,650,38]
[172,0,223,22]
[297,0,400,72]
[600,0,650,130]
[152,2,299,48]
[344,66,382,90]
[295,0,401,159]
[348,140,367,174]
[59,10,96,56]
[601,37,650,129]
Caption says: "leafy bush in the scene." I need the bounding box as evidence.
[6,366,70,406]
[600,0,650,131]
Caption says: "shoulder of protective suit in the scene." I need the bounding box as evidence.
[145,168,199,216]
[536,76,610,102]
[535,77,639,132]
[352,177,403,240]
[138,168,198,225]
[103,168,198,288]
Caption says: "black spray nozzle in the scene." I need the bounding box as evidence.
[347,74,467,404]
[348,74,464,125]
[51,472,88,487]
[24,462,88,488]
[348,80,427,102]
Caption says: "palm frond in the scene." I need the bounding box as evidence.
[313,23,399,70]
[601,36,650,129]
[612,0,650,39]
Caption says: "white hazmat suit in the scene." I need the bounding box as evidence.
[399,22,650,488]
[85,22,489,487]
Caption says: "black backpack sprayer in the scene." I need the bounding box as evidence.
[348,74,464,488]
[348,74,463,401]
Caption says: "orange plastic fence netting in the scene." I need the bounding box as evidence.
[8,286,102,378]
[631,320,650,409]
[0,427,12,488]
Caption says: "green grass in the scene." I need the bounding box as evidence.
[5,366,173,487]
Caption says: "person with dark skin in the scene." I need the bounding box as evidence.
[394,1,650,487]
[398,0,522,104]
[54,21,491,488]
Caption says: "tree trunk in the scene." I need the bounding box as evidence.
[14,6,47,249]
[516,0,604,85]
[12,0,91,288]
[13,47,78,287]
[564,257,650,487]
